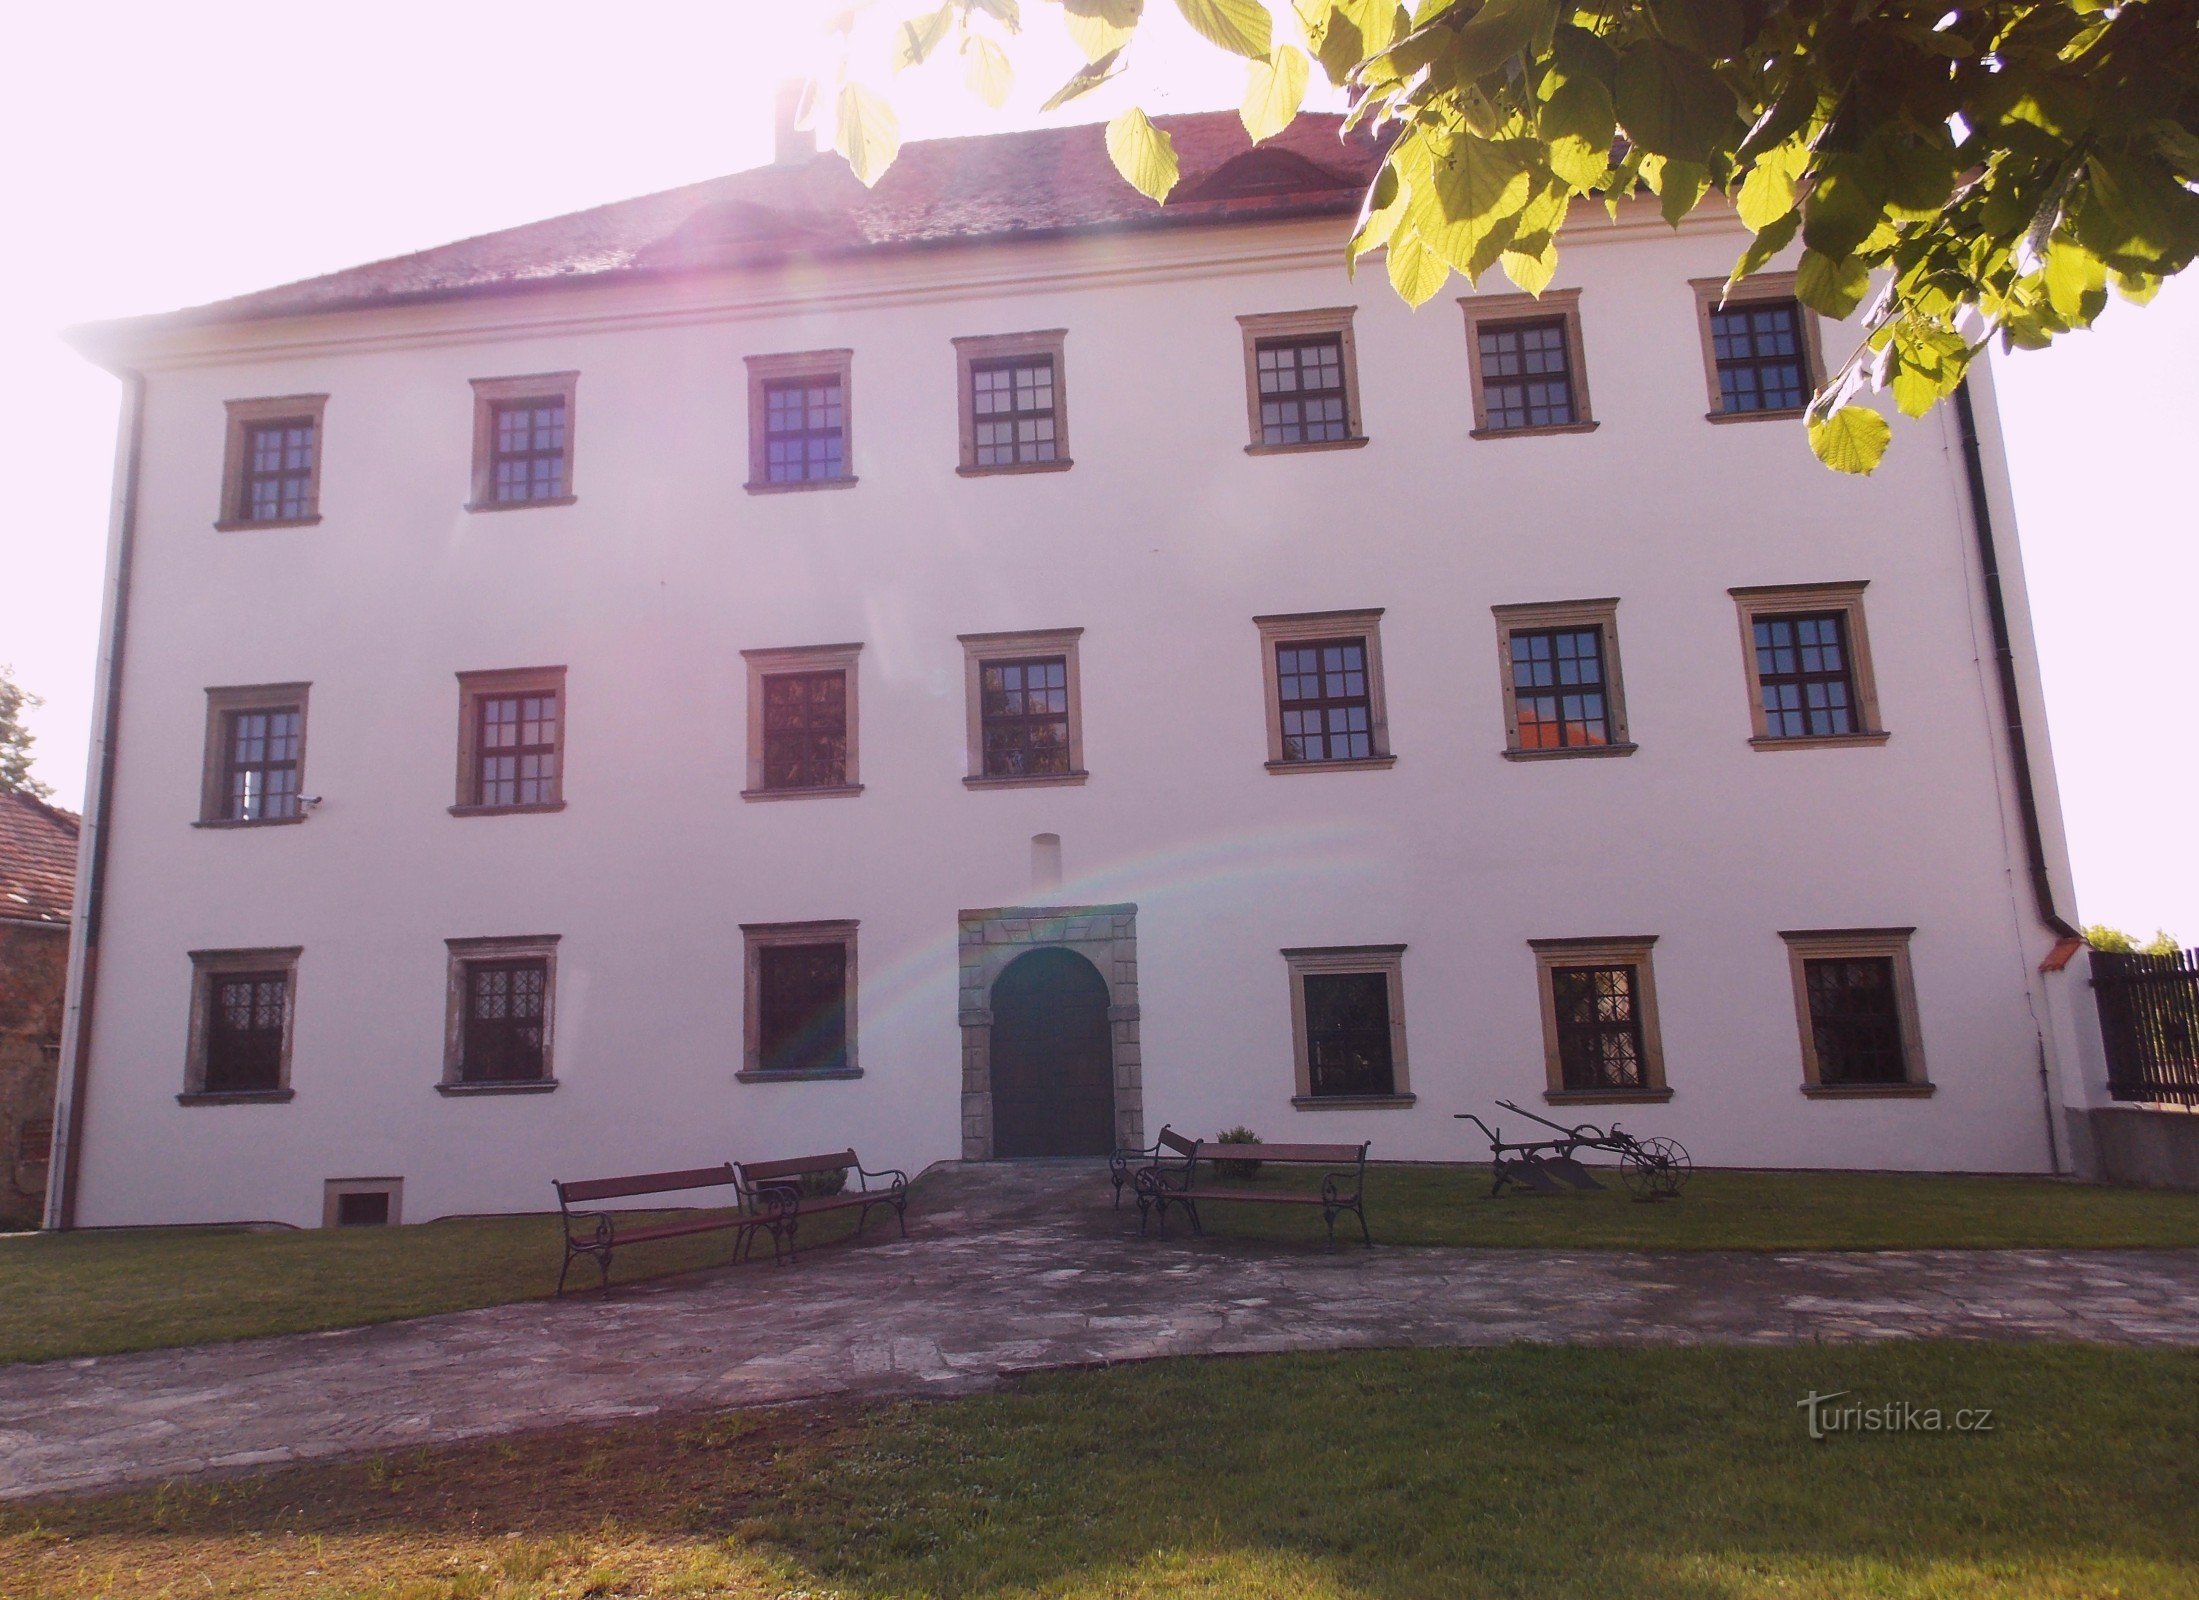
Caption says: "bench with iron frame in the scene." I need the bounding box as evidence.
[1109,1123,1191,1210]
[1136,1138,1372,1245]
[551,1164,760,1295]
[733,1148,909,1263]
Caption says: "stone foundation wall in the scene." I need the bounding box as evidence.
[2068,1104,2199,1191]
[0,921,68,1226]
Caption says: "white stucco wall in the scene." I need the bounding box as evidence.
[64,198,2081,1227]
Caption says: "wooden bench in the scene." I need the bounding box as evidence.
[733,1148,909,1264]
[1108,1124,1192,1209]
[1136,1140,1372,1245]
[551,1164,757,1295]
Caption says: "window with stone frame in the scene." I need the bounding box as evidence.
[183,947,301,1103]
[954,331,1071,475]
[741,921,860,1080]
[1477,318,1577,431]
[454,667,565,813]
[746,350,855,491]
[1253,334,1351,446]
[1282,945,1413,1107]
[1731,584,1886,749]
[1509,627,1609,750]
[762,670,849,790]
[1531,937,1668,1101]
[979,656,1071,777]
[458,958,550,1083]
[468,373,578,509]
[218,395,327,529]
[1690,276,1825,421]
[1781,928,1930,1096]
[199,684,310,825]
[1255,610,1394,773]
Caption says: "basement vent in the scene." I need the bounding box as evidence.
[322,1177,403,1229]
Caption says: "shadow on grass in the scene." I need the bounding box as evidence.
[4,1344,2194,1598]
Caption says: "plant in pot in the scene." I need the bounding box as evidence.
[1213,1126,1264,1180]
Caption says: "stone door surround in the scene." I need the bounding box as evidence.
[958,903,1140,1161]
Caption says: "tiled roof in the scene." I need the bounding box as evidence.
[93,112,1384,338]
[0,791,79,926]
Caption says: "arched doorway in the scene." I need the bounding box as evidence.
[989,947,1115,1157]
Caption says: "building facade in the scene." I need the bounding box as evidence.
[55,113,2087,1229]
[1,791,77,1227]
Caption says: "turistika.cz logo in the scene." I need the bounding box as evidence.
[1797,1390,1997,1441]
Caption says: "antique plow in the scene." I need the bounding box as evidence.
[1454,1099,1691,1201]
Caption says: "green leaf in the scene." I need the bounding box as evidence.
[1385,227,1450,306]
[1106,107,1180,203]
[1175,0,1272,58]
[1728,207,1800,286]
[834,83,901,187]
[963,33,1015,108]
[970,0,1022,22]
[2041,237,2107,322]
[1040,48,1125,111]
[1499,239,1558,295]
[1613,40,1733,164]
[1543,73,1616,192]
[1659,159,1709,225]
[1064,0,1142,63]
[1808,406,1892,475]
[1349,162,1405,262]
[1242,45,1309,143]
[1795,248,1869,318]
[1801,156,1886,262]
[1733,140,1805,233]
[1418,131,1533,280]
[1450,0,1550,81]
[892,3,956,71]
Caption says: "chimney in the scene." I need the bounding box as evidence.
[774,80,815,167]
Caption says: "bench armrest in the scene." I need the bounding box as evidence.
[1320,1169,1364,1204]
[562,1208,613,1247]
[855,1163,908,1191]
[749,1181,802,1219]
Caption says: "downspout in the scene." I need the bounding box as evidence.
[49,368,144,1230]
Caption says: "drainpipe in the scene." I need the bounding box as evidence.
[48,369,144,1231]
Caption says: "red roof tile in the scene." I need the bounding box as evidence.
[0,791,79,926]
[89,112,1384,340]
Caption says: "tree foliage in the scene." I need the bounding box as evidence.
[0,665,53,801]
[828,0,2198,472]
[2084,923,2183,955]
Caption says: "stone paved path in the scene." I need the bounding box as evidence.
[5,1163,2197,1502]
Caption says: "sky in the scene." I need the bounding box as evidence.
[1,2,2192,941]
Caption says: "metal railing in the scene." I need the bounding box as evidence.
[2092,947,2199,1107]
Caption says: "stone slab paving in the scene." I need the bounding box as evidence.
[5,1162,2197,1502]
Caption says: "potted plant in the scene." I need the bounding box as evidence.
[1213,1126,1264,1180]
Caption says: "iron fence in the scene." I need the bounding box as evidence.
[2091,947,2199,1107]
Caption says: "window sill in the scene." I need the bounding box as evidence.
[1502,742,1637,762]
[1706,407,1805,425]
[735,1067,865,1083]
[745,476,859,495]
[1749,732,1891,752]
[465,495,578,513]
[741,783,864,802]
[192,815,309,829]
[1470,421,1600,441]
[177,1089,295,1106]
[213,516,322,533]
[1800,1081,1935,1099]
[1265,756,1397,775]
[956,459,1073,478]
[449,801,568,817]
[1292,1093,1417,1110]
[1244,436,1370,456]
[437,1079,559,1096]
[1546,1087,1673,1105]
[964,771,1090,790]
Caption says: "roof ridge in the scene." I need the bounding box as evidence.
[2,788,81,835]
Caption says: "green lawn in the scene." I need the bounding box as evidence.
[4,1344,2193,1598]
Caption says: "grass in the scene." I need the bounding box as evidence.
[0,1203,871,1367]
[3,1343,2194,1598]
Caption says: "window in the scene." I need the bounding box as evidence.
[441,935,559,1092]
[1283,946,1413,1107]
[322,1178,403,1228]
[954,330,1071,474]
[1691,275,1825,420]
[1781,929,1931,1096]
[1237,309,1365,453]
[743,642,862,798]
[1459,290,1595,437]
[741,920,859,1080]
[745,349,855,491]
[1491,599,1633,758]
[454,667,566,813]
[182,947,300,1103]
[1531,937,1669,1101]
[198,684,310,826]
[959,629,1086,788]
[1730,583,1887,748]
[468,372,579,508]
[218,395,328,529]
[1255,609,1394,773]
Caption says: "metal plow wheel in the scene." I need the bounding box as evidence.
[1620,1136,1691,1202]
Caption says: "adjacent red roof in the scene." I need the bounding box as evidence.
[90,112,1384,342]
[0,792,79,926]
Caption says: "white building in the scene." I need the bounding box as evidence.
[51,111,2095,1230]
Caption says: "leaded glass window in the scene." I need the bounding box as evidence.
[1754,612,1858,738]
[1803,957,1909,1085]
[460,959,548,1082]
[204,973,288,1094]
[763,376,846,483]
[1303,971,1394,1097]
[1710,299,1809,412]
[1551,965,1646,1091]
[490,397,569,502]
[1255,335,1350,445]
[971,357,1058,467]
[1276,638,1372,763]
[762,670,848,790]
[1509,628,1608,749]
[758,942,848,1075]
[980,656,1071,777]
[476,692,559,807]
[1478,319,1576,431]
[221,706,303,821]
[239,419,317,521]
